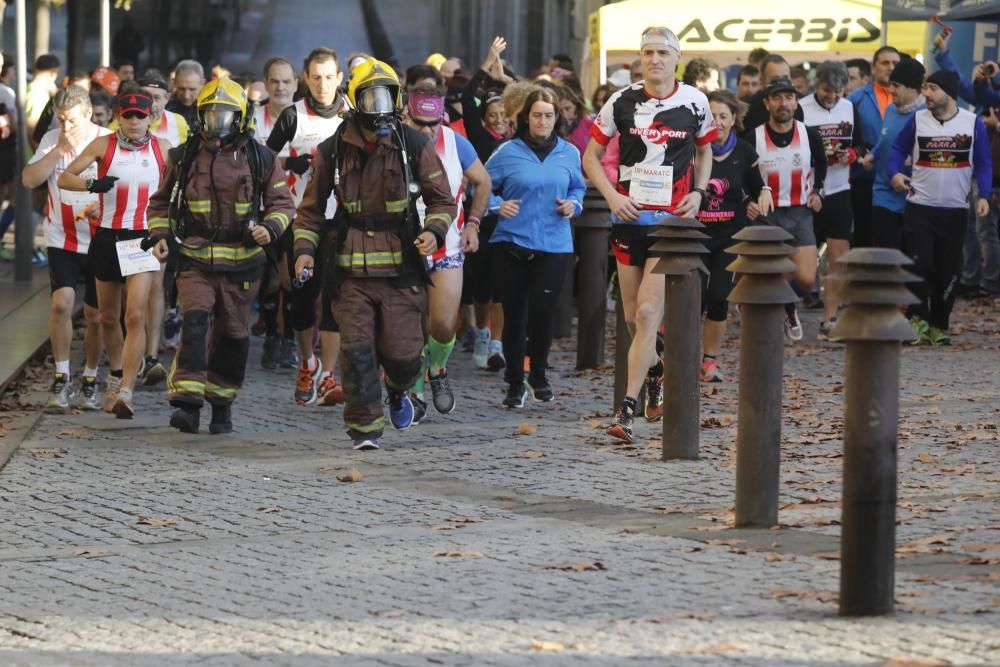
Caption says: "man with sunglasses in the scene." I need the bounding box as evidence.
[583,26,717,443]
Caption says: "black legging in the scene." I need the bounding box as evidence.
[903,202,967,330]
[492,242,572,386]
[700,223,739,322]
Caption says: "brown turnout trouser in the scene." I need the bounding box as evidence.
[332,277,428,439]
[168,268,259,408]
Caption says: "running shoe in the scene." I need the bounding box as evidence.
[294,358,323,405]
[31,248,48,266]
[279,337,300,369]
[47,373,72,410]
[927,326,951,346]
[460,327,476,353]
[142,358,166,387]
[103,375,122,413]
[318,372,345,406]
[353,437,380,451]
[386,388,414,430]
[784,306,804,342]
[112,387,134,419]
[78,376,100,411]
[162,309,182,349]
[527,373,554,402]
[644,374,663,421]
[0,245,12,261]
[700,358,723,383]
[502,383,528,409]
[607,406,635,443]
[428,368,456,414]
[261,336,280,370]
[472,329,491,369]
[817,319,842,343]
[486,340,505,372]
[905,316,930,346]
[410,393,428,425]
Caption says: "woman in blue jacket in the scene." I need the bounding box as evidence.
[486,88,586,408]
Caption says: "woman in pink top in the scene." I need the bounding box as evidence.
[557,86,594,156]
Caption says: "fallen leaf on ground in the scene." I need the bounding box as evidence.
[72,548,110,557]
[915,452,936,464]
[446,515,485,524]
[813,551,841,560]
[530,561,605,572]
[517,423,536,435]
[666,611,716,620]
[31,448,69,459]
[368,608,408,618]
[136,516,177,527]
[706,539,746,547]
[897,534,952,554]
[336,468,363,482]
[679,641,751,655]
[431,524,457,530]
[257,507,280,513]
[530,639,592,652]
[654,506,685,514]
[765,553,795,562]
[882,658,952,667]
[57,429,88,437]
[514,450,545,459]
[433,550,483,558]
[587,419,602,429]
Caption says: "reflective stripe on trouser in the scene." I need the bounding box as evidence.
[331,277,428,440]
[167,268,259,407]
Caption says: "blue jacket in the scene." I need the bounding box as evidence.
[486,137,585,253]
[849,83,885,182]
[871,100,925,214]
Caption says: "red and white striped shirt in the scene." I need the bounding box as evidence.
[31,124,112,253]
[754,120,813,207]
[97,134,165,231]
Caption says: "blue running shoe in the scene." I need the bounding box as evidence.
[386,388,414,430]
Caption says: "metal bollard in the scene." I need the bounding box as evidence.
[650,217,709,461]
[727,226,798,527]
[574,191,612,369]
[832,248,919,617]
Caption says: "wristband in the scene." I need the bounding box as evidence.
[760,185,772,191]
[85,178,95,191]
[692,187,707,199]
[466,216,481,229]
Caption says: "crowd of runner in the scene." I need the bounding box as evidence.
[0,22,996,448]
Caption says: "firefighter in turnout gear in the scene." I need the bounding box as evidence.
[292,58,456,450]
[148,78,295,434]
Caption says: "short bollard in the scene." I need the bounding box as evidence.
[727,226,798,528]
[832,248,919,617]
[574,190,612,369]
[650,217,708,461]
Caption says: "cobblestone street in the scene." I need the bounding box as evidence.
[0,300,998,666]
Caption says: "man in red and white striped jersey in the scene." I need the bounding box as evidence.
[22,86,110,411]
[752,76,827,342]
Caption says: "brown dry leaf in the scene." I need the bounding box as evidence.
[897,534,952,554]
[964,556,1000,566]
[769,588,799,599]
[136,516,177,527]
[431,524,457,531]
[961,543,1000,553]
[72,548,110,557]
[517,423,537,436]
[587,419,602,429]
[31,448,69,459]
[257,507,280,513]
[515,450,545,459]
[433,550,484,558]
[530,561,606,572]
[654,506,685,514]
[679,641,751,655]
[369,608,408,618]
[813,551,841,561]
[667,610,716,621]
[765,553,795,562]
[447,515,486,524]
[915,452,936,464]
[336,468,363,483]
[706,539,746,547]
[882,658,953,667]
[57,428,88,437]
[530,639,592,652]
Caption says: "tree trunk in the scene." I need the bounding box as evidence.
[35,0,52,57]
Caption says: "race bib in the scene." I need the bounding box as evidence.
[115,238,160,276]
[629,164,673,207]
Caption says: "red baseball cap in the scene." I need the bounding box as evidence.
[117,92,153,116]
[91,66,120,95]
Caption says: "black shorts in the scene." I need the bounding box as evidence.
[48,247,98,308]
[813,190,853,243]
[285,224,339,333]
[461,215,498,305]
[610,223,660,267]
[88,227,148,283]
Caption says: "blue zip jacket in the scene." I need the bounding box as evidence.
[486,137,585,253]
[871,100,925,214]
[849,83,885,182]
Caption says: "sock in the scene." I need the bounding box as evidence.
[703,354,716,361]
[118,387,132,401]
[110,369,123,378]
[301,354,316,371]
[412,343,430,394]
[428,335,455,376]
[622,396,637,415]
[55,360,70,375]
[83,367,98,378]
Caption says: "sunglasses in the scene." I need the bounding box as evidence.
[121,110,149,119]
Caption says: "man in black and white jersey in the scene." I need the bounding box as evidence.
[583,26,716,444]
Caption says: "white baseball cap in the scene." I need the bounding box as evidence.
[608,68,632,88]
[640,26,681,55]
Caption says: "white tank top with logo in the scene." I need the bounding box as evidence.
[97,134,165,231]
[416,125,465,262]
[754,121,813,208]
[908,108,978,210]
[799,95,854,195]
[287,98,343,209]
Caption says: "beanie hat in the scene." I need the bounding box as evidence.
[889,58,925,91]
[926,69,959,100]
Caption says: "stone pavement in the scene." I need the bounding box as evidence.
[0,297,998,666]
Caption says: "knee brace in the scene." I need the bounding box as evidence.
[178,310,209,371]
[382,356,423,390]
[208,335,250,385]
[341,344,382,405]
[319,288,339,332]
[287,282,318,332]
[706,301,729,322]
